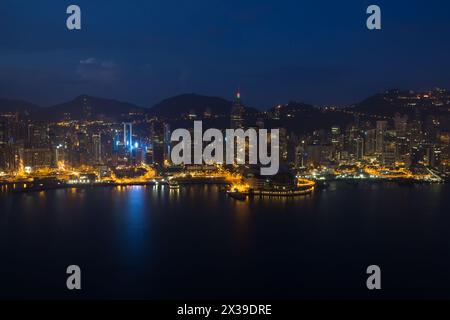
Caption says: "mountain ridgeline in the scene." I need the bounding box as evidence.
[0,94,258,121]
[150,94,240,118]
[32,95,147,121]
[0,98,38,115]
[1,88,449,122]
[351,89,450,117]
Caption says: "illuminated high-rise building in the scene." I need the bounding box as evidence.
[149,120,170,166]
[0,120,6,144]
[92,134,102,164]
[123,122,133,152]
[230,89,245,129]
[23,148,52,169]
[394,113,408,137]
[396,136,410,165]
[278,127,288,163]
[382,131,397,167]
[27,122,49,147]
[364,129,376,156]
[355,137,364,160]
[430,146,442,169]
[376,121,388,154]
[163,123,171,164]
[112,130,120,152]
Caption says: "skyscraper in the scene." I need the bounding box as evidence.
[355,137,364,160]
[364,129,377,156]
[123,123,133,152]
[149,120,169,166]
[376,121,388,154]
[230,90,245,129]
[92,134,102,164]
[383,131,397,167]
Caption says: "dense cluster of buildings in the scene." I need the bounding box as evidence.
[0,115,171,175]
[263,89,450,176]
[1,89,449,181]
[289,113,448,171]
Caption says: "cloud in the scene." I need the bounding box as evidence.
[77,58,118,84]
[80,57,98,65]
[100,60,117,69]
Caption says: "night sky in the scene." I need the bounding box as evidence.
[0,0,449,109]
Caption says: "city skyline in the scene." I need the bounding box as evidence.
[1,86,448,180]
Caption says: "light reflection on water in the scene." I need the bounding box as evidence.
[123,186,148,257]
[0,182,449,299]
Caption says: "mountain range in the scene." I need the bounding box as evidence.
[0,89,448,121]
[0,94,258,121]
[0,98,39,115]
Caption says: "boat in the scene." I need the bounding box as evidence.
[168,180,180,189]
[315,181,329,190]
[227,190,247,201]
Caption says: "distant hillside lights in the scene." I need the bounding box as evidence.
[170,121,280,176]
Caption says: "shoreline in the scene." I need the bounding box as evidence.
[1,178,445,195]
[0,179,230,194]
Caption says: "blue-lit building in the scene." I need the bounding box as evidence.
[123,122,133,152]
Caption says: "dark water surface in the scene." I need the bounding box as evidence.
[1,182,449,299]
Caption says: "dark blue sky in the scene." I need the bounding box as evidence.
[0,0,449,109]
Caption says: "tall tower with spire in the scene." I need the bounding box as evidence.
[230,89,245,129]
